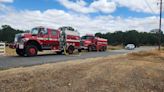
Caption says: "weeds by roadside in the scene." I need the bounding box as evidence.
[128,50,160,57]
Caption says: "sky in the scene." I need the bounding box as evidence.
[0,0,163,35]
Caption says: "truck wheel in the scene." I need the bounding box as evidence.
[25,45,38,57]
[88,46,92,52]
[99,47,103,52]
[103,46,107,51]
[68,46,74,54]
[16,49,25,56]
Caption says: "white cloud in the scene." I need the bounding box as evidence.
[0,0,14,13]
[112,0,159,14]
[59,0,161,14]
[0,0,13,3]
[0,9,162,36]
[58,0,116,14]
[0,0,162,37]
[90,0,116,13]
[58,0,95,13]
[0,3,13,12]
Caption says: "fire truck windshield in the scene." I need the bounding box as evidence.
[81,36,94,40]
[31,28,39,35]
[31,28,46,35]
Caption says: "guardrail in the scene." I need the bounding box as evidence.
[0,42,5,55]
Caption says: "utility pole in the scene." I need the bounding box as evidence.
[158,0,163,50]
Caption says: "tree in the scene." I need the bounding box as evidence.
[123,30,139,46]
[95,30,163,46]
[0,25,23,43]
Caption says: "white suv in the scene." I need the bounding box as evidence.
[125,44,135,50]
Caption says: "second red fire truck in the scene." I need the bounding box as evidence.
[10,26,108,56]
[80,34,107,52]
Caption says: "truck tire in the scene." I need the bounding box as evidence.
[16,49,25,56]
[103,46,107,51]
[25,45,38,57]
[88,46,92,52]
[67,46,74,54]
[99,47,103,52]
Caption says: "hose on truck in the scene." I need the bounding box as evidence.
[63,46,68,56]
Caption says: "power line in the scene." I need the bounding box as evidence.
[158,0,162,50]
[144,0,162,50]
[144,0,157,14]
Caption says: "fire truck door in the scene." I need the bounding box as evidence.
[38,28,49,47]
[50,30,59,50]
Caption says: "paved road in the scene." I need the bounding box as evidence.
[0,46,156,68]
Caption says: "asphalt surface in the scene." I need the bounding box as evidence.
[0,46,156,68]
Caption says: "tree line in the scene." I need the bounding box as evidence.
[0,25,163,46]
[0,25,23,43]
[95,30,164,46]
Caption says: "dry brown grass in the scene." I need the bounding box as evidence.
[5,47,16,56]
[0,51,164,92]
[5,47,57,56]
[128,50,161,57]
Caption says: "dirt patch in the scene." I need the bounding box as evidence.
[0,51,164,92]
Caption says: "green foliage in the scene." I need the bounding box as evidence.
[0,24,162,46]
[95,30,161,46]
[0,25,23,43]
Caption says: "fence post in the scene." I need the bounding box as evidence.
[0,42,5,55]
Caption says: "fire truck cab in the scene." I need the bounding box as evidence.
[11,26,80,56]
[80,35,108,52]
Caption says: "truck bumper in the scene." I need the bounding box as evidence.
[9,43,24,49]
[80,46,88,50]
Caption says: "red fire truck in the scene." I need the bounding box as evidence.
[10,26,81,56]
[80,34,108,52]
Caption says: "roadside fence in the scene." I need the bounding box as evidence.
[0,42,5,55]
